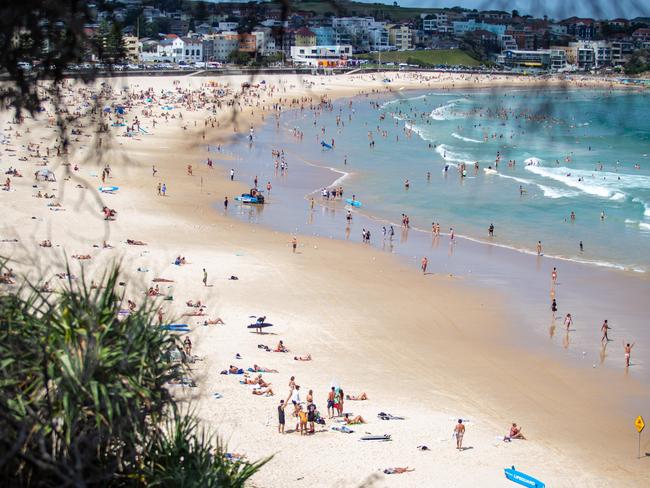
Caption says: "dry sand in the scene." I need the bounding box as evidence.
[1,72,648,487]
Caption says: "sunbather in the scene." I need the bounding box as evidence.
[344,414,366,425]
[346,392,368,401]
[252,387,274,396]
[384,467,414,475]
[126,239,147,245]
[203,317,225,325]
[252,364,278,373]
[186,299,203,308]
[504,423,526,441]
[274,340,288,353]
[293,354,312,361]
[72,254,91,260]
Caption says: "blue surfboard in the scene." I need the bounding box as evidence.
[504,467,545,488]
[345,199,361,207]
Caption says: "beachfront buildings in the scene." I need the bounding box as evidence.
[452,20,507,40]
[82,1,650,72]
[422,13,449,33]
[497,49,567,72]
[387,24,413,51]
[290,45,352,67]
[122,35,139,63]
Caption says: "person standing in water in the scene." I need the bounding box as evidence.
[564,313,573,331]
[421,257,428,274]
[601,320,611,342]
[536,241,543,256]
[623,342,635,367]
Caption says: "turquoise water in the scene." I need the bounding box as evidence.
[273,89,650,273]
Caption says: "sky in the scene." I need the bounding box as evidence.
[203,0,649,20]
[357,0,649,19]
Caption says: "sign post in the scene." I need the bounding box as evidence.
[635,415,645,459]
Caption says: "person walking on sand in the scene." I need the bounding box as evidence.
[623,341,635,367]
[161,183,166,196]
[551,267,558,284]
[454,419,465,450]
[230,168,235,181]
[421,257,428,274]
[224,196,228,210]
[601,320,611,342]
[564,313,573,331]
[537,240,543,256]
[157,182,161,195]
[202,268,208,287]
[291,236,297,253]
[551,298,557,317]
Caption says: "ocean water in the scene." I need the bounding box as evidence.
[218,87,650,375]
[242,88,650,273]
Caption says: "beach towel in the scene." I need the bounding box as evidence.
[332,425,354,434]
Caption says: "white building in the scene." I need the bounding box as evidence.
[569,40,612,70]
[290,45,352,66]
[422,13,448,32]
[154,36,203,63]
[332,17,388,52]
[252,29,277,56]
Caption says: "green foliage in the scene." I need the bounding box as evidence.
[0,264,267,486]
[228,50,252,66]
[0,0,100,115]
[624,49,650,75]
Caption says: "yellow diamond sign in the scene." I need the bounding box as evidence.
[635,416,645,433]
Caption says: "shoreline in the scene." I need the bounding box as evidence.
[1,72,649,487]
[217,86,650,378]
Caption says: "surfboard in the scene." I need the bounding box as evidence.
[98,186,119,192]
[161,324,190,332]
[360,434,391,441]
[345,199,362,207]
[247,323,274,329]
[504,467,545,488]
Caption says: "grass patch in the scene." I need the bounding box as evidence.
[356,49,483,67]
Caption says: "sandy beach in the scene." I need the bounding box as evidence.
[1,71,649,487]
